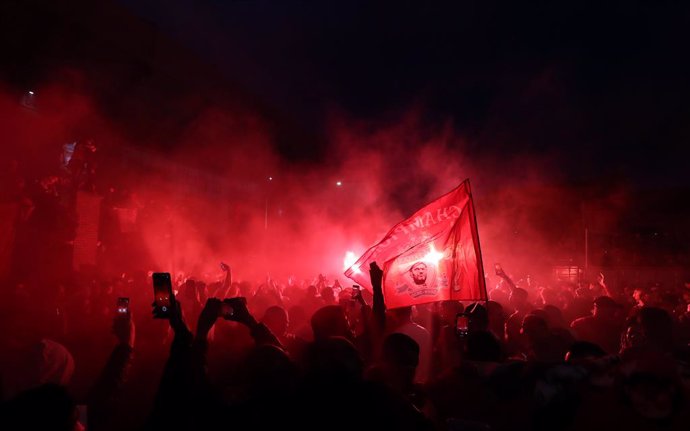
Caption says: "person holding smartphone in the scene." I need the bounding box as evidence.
[152,273,175,319]
[84,300,136,430]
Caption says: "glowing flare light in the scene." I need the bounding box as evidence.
[423,244,444,266]
[344,251,361,274]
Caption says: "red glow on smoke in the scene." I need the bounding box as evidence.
[423,244,445,267]
[343,251,361,275]
[0,71,638,287]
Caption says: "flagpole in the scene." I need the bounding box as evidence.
[466,180,489,307]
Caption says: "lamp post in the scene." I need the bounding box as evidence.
[265,176,273,231]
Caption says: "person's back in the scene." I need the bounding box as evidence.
[299,336,432,430]
[389,307,432,383]
[487,301,506,341]
[570,315,617,353]
[219,345,301,430]
[567,288,594,321]
[310,305,352,341]
[427,360,495,429]
[570,296,622,353]
[522,313,568,363]
[366,333,427,411]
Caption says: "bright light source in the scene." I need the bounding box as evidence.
[268,176,273,181]
[423,244,444,266]
[28,91,34,95]
[344,251,361,274]
[336,181,342,186]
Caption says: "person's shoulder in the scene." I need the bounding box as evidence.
[570,315,594,328]
[395,322,431,340]
[408,321,431,336]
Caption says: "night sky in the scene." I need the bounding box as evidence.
[1,0,689,275]
[2,1,689,188]
[115,0,690,187]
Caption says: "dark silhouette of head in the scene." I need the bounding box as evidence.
[2,384,77,431]
[379,333,420,389]
[440,300,464,324]
[521,313,549,342]
[383,333,419,369]
[465,302,489,332]
[320,286,336,304]
[542,304,566,329]
[311,305,351,341]
[262,306,289,338]
[305,336,364,384]
[486,300,506,338]
[466,330,504,362]
[592,296,620,320]
[243,345,299,398]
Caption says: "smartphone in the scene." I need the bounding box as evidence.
[494,263,503,276]
[456,314,469,336]
[152,272,175,319]
[221,297,247,320]
[116,297,130,315]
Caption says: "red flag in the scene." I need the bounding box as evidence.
[345,179,486,308]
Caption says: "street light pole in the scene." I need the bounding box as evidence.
[265,176,273,231]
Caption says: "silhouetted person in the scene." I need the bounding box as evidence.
[521,313,568,363]
[311,305,353,341]
[366,333,426,410]
[570,296,623,353]
[388,307,432,383]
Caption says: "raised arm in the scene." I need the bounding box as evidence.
[87,313,135,428]
[149,301,195,429]
[370,262,386,331]
[225,298,284,349]
[597,272,614,298]
[496,265,518,291]
[218,262,234,297]
[190,298,221,395]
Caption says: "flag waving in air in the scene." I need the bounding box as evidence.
[344,179,486,308]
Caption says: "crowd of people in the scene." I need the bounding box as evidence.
[1,258,689,430]
[2,147,690,430]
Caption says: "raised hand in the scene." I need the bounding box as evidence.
[223,297,255,326]
[370,262,386,326]
[369,262,384,288]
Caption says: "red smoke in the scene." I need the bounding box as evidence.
[1,72,628,288]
